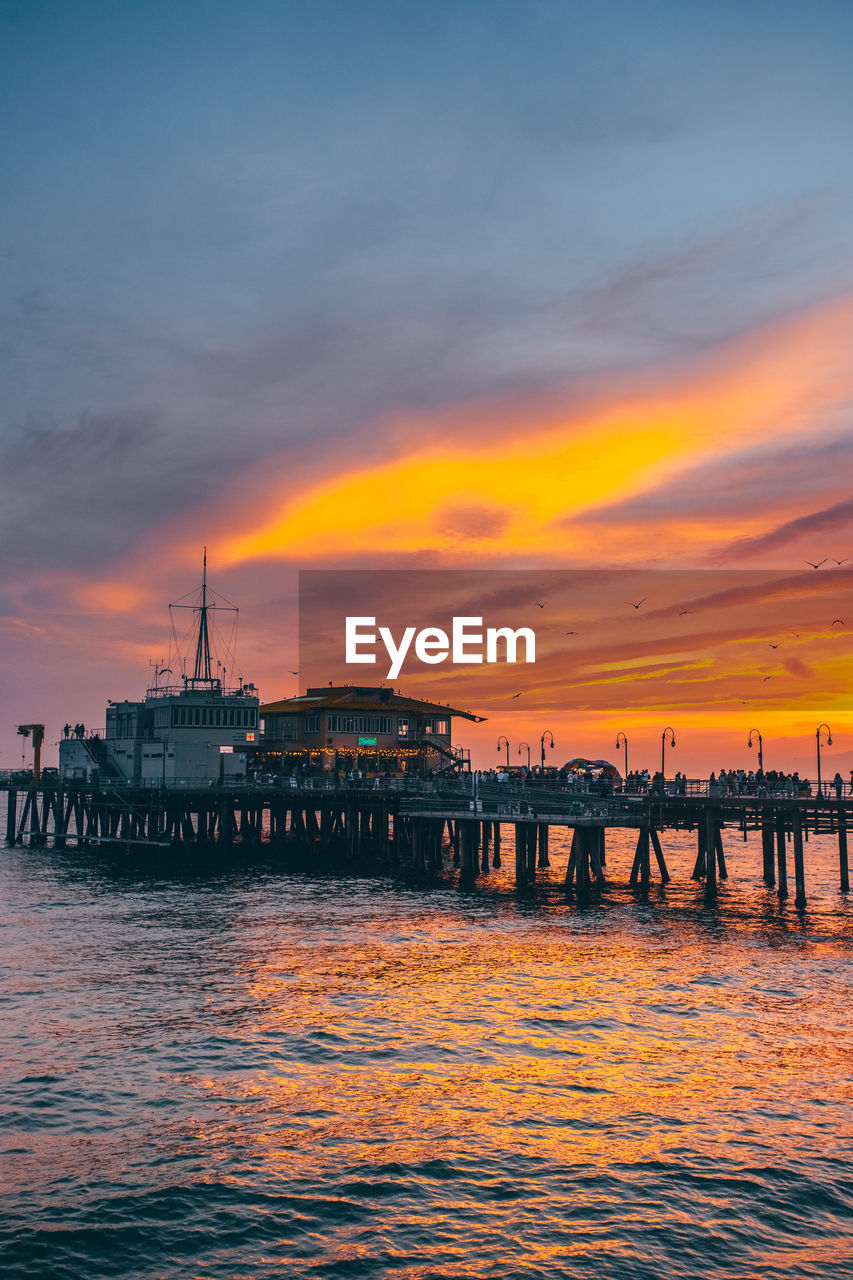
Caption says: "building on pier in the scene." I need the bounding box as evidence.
[59,555,260,787]
[258,686,485,774]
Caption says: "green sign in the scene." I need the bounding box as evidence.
[357,736,377,746]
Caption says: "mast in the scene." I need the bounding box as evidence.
[169,550,238,691]
[192,546,213,682]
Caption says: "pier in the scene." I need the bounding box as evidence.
[3,778,851,907]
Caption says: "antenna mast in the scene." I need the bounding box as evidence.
[192,546,213,682]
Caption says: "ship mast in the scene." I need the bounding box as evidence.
[169,549,238,691]
[193,547,213,682]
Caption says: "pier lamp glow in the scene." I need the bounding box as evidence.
[615,731,628,779]
[748,728,764,773]
[816,723,833,797]
[540,730,555,771]
[661,727,676,778]
[497,735,511,769]
[518,741,531,769]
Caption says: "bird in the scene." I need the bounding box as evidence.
[626,597,647,609]
[831,558,848,565]
[289,670,299,675]
[678,610,692,616]
[805,558,827,569]
[832,619,845,626]
[511,692,522,699]
[564,630,577,635]
[534,601,546,608]
[768,643,778,649]
[763,676,772,682]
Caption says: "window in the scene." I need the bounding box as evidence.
[425,718,449,736]
[305,714,320,734]
[194,708,200,726]
[328,714,392,735]
[172,707,179,726]
[397,717,409,739]
[229,709,235,726]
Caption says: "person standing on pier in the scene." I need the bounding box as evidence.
[833,772,844,798]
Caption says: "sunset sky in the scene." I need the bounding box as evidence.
[2,0,853,774]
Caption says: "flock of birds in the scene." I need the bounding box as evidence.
[507,557,850,701]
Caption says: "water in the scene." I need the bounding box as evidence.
[2,822,852,1279]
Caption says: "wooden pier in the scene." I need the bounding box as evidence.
[3,781,851,906]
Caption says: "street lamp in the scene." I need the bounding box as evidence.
[615,731,628,780]
[540,729,555,772]
[497,735,510,769]
[661,726,676,777]
[747,728,763,773]
[816,723,832,796]
[518,741,531,769]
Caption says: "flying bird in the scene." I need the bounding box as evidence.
[832,619,845,626]
[289,670,300,675]
[805,558,827,569]
[763,676,772,682]
[534,601,546,608]
[831,558,848,565]
[626,598,647,609]
[678,610,691,616]
[510,692,522,699]
[768,643,778,649]
[564,630,577,635]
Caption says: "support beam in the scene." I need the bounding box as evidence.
[650,828,670,884]
[838,805,849,894]
[792,807,806,910]
[704,807,717,898]
[776,810,788,900]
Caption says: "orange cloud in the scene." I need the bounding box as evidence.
[216,293,853,566]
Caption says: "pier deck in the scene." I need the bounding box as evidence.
[3,780,850,906]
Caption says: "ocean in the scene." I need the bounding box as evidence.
[1,823,851,1279]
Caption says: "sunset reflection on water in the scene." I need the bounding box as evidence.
[1,826,852,1278]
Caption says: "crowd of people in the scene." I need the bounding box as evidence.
[622,767,852,797]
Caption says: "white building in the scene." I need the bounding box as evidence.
[59,557,260,788]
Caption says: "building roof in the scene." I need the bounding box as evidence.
[260,685,486,722]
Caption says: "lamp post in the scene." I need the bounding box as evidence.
[615,731,628,781]
[540,729,555,772]
[816,723,832,797]
[497,735,510,769]
[518,741,531,769]
[747,728,763,773]
[661,726,676,777]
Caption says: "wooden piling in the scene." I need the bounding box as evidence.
[514,823,525,888]
[6,790,17,845]
[761,820,775,886]
[838,805,849,893]
[704,808,717,897]
[691,822,706,880]
[776,810,788,900]
[492,822,501,868]
[564,828,577,893]
[526,824,537,882]
[650,827,670,884]
[537,822,550,868]
[792,807,806,910]
[481,821,491,873]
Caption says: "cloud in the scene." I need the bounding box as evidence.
[716,495,853,561]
